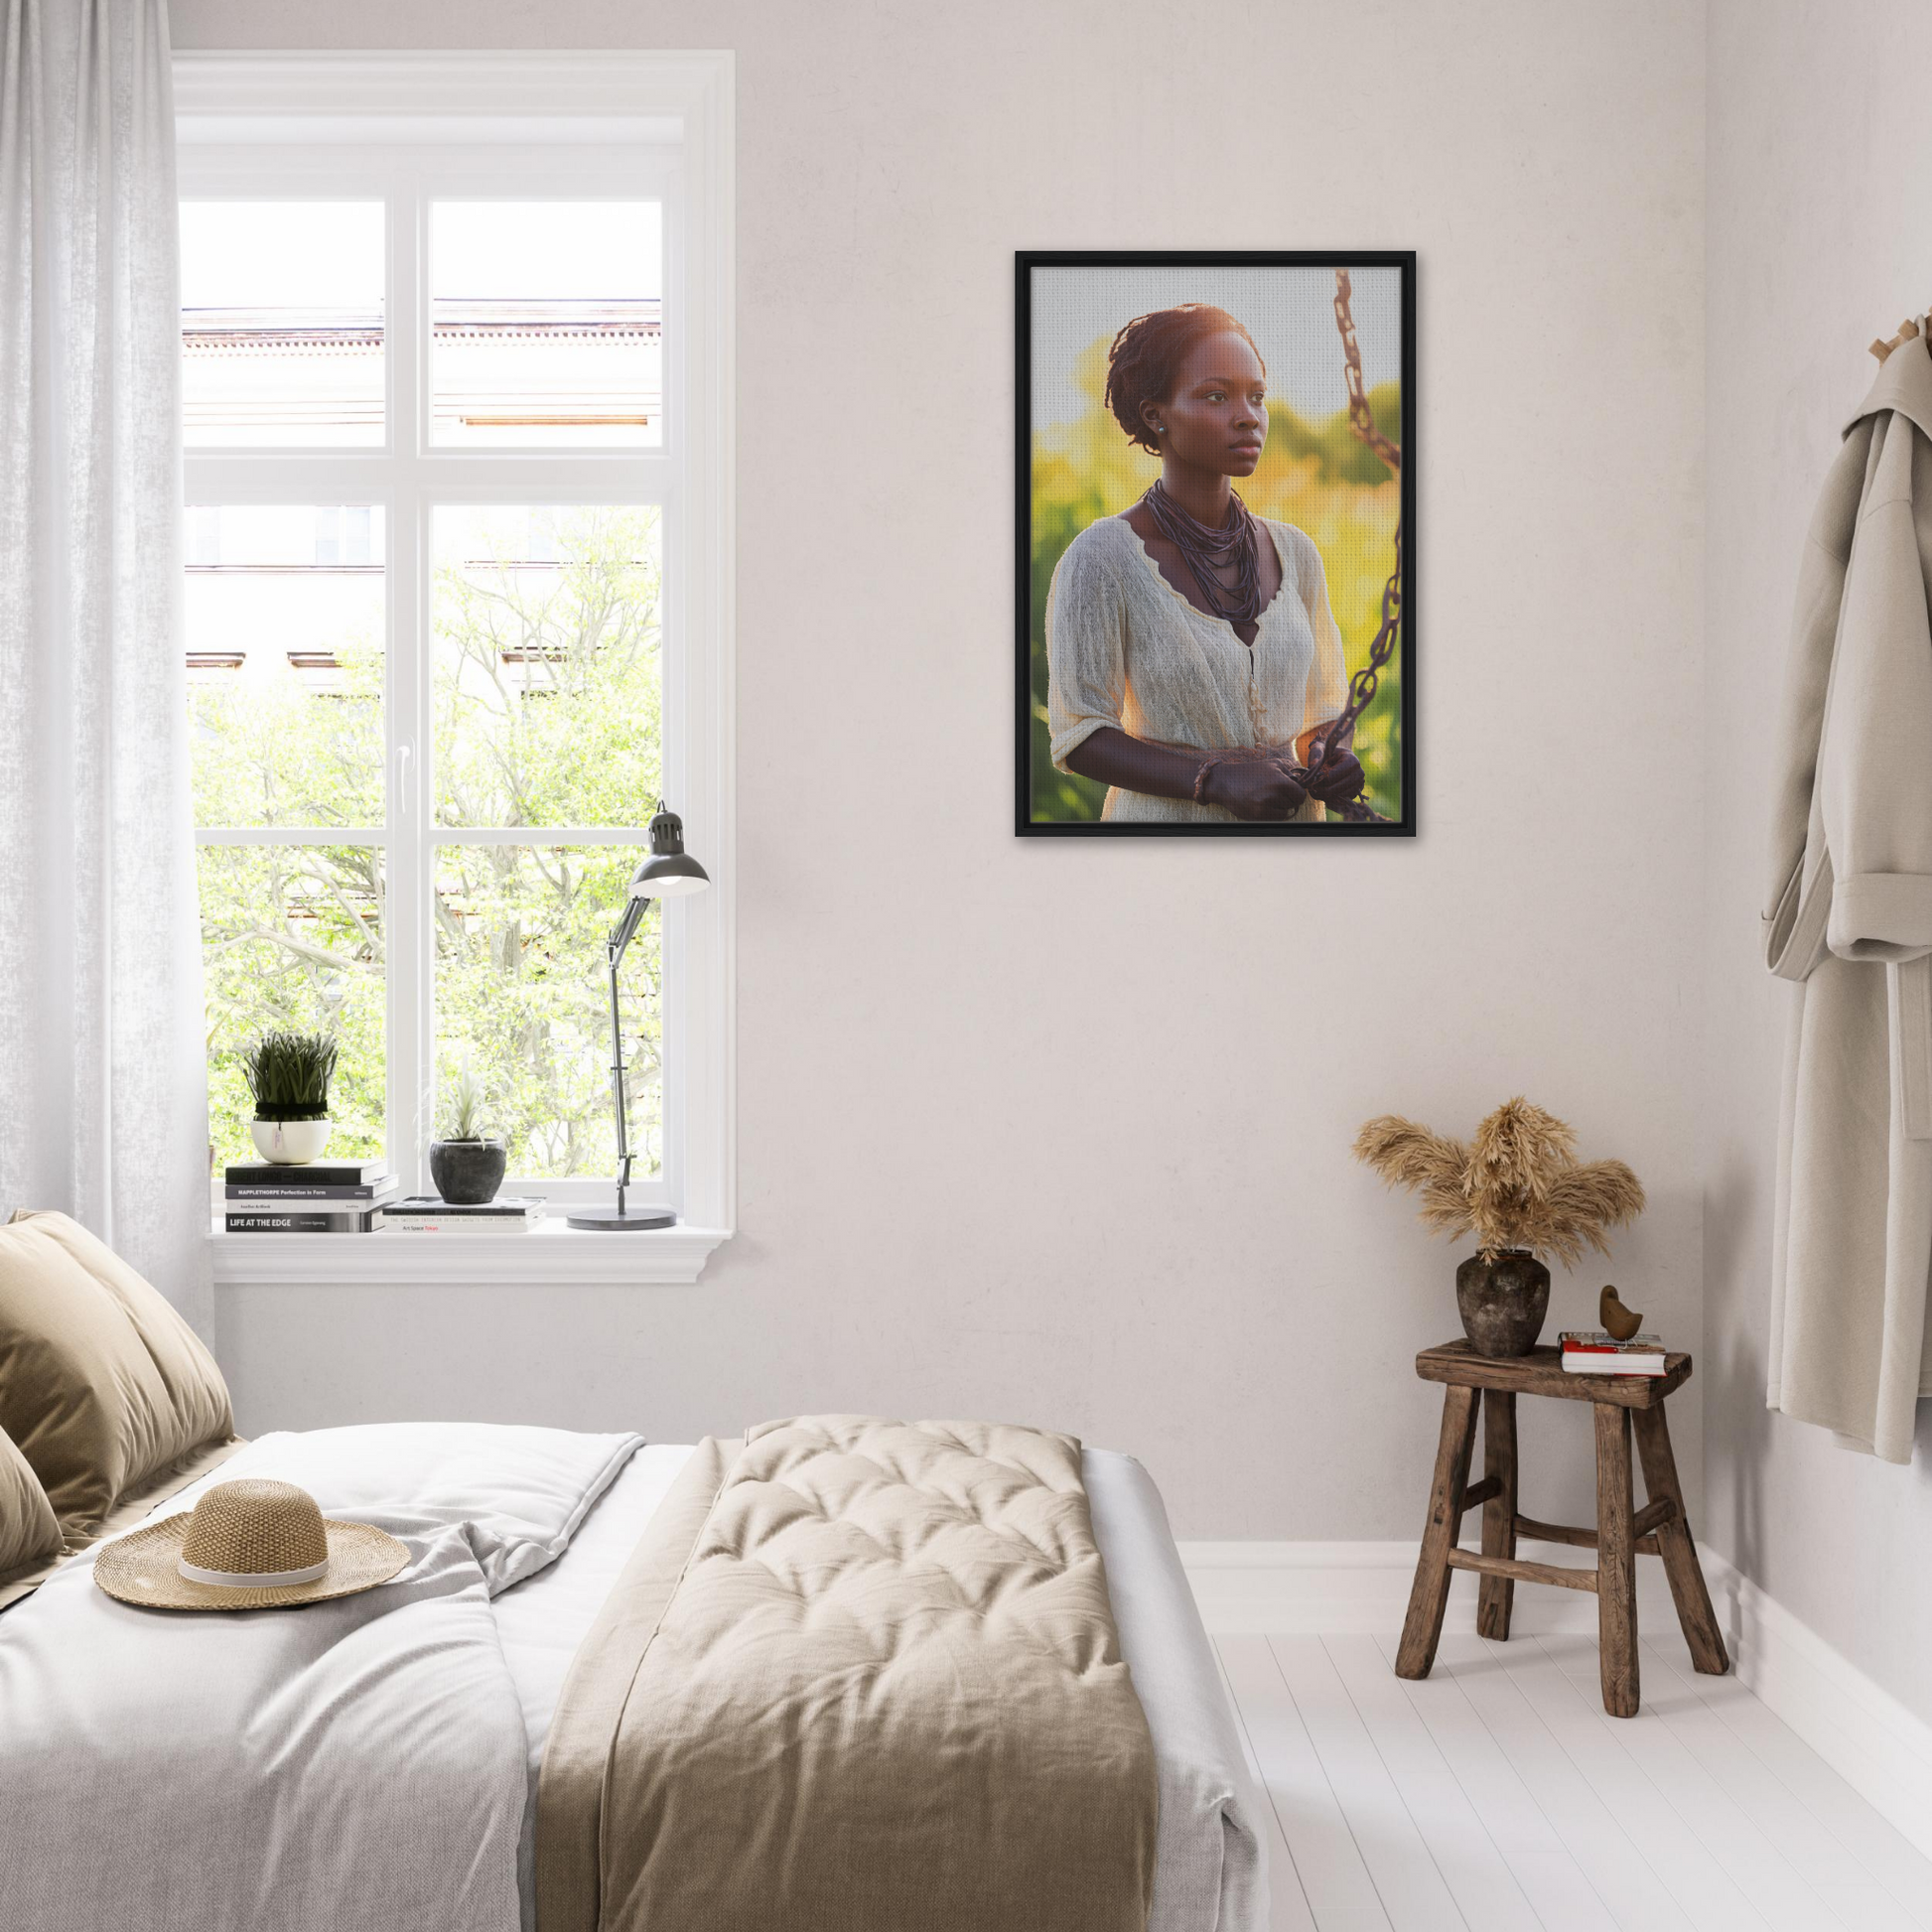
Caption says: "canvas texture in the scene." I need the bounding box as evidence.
[536,1416,1160,1932]
[0,1210,232,1531]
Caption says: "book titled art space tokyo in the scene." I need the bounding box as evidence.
[1017,251,1415,837]
[379,1197,547,1234]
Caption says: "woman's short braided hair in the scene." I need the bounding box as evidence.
[1103,304,1265,455]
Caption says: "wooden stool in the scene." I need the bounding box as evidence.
[1394,1339,1728,1718]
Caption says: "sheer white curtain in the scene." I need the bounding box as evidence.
[0,0,208,1329]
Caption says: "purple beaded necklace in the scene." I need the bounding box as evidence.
[1144,480,1262,626]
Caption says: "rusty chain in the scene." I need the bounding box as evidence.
[1280,268,1403,824]
[1334,268,1402,472]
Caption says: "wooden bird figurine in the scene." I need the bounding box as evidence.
[1599,1285,1643,1341]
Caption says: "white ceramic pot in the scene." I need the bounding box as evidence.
[250,1118,334,1165]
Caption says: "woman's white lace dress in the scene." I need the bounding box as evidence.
[1046,514,1349,824]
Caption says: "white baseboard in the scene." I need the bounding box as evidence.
[1698,1545,1932,1865]
[1179,1538,1932,1866]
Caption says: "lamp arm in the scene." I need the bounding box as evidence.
[609,893,648,960]
[606,933,632,1216]
[604,894,656,1218]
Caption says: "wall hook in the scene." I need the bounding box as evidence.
[1869,314,1927,363]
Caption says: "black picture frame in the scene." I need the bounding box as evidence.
[1015,249,1417,837]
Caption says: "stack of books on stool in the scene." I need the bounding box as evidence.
[1559,1329,1668,1377]
[223,1160,396,1233]
[379,1196,547,1235]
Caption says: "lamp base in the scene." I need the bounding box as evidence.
[566,1205,678,1231]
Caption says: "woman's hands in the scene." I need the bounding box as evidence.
[1305,749,1365,804]
[1060,725,1365,819]
[1200,748,1363,819]
[1201,759,1310,821]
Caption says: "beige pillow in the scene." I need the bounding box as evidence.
[0,1211,233,1532]
[0,1423,62,1583]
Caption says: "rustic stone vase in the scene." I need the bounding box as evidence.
[428,1138,507,1206]
[1454,1249,1551,1357]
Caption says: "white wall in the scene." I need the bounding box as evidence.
[177,0,1707,1542]
[1704,0,1932,1727]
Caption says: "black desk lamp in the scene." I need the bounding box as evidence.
[568,804,709,1230]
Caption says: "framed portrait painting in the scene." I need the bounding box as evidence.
[1016,250,1415,836]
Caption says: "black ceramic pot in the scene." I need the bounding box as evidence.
[428,1139,507,1206]
[1454,1249,1551,1357]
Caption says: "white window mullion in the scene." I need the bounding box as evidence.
[431,825,651,846]
[386,164,427,1197]
[184,456,396,505]
[393,456,675,503]
[654,489,687,1218]
[395,484,429,1199]
[196,828,390,846]
[186,454,674,505]
[659,107,732,1233]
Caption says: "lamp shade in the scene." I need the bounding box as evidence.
[629,805,710,900]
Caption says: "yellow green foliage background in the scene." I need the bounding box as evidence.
[1028,334,1403,823]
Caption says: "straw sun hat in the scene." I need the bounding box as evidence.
[93,1478,409,1610]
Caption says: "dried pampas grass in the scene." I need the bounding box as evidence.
[1352,1097,1645,1266]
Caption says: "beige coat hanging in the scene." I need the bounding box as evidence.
[1765,333,1932,1461]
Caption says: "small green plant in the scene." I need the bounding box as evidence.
[438,1065,494,1144]
[243,1032,338,1122]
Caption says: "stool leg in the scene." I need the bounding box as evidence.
[1476,1389,1518,1640]
[1594,1401,1640,1718]
[1397,1384,1479,1680]
[1632,1405,1729,1676]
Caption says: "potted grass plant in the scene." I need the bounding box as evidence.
[244,1032,339,1166]
[1353,1097,1646,1357]
[428,1066,508,1206]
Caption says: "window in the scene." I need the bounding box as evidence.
[176,55,735,1279]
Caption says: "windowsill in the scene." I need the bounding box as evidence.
[208,1217,731,1285]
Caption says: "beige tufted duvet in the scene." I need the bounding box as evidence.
[535,1416,1161,1932]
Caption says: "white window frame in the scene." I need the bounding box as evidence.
[179,54,735,1285]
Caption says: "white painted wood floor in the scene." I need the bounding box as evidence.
[1214,1628,1932,1931]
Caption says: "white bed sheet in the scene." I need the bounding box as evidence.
[1,1423,643,1932]
[491,1443,1266,1932]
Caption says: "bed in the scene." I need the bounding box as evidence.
[0,1421,1266,1932]
[496,1435,1266,1932]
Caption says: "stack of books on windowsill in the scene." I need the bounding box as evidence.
[378,1196,547,1235]
[223,1160,396,1233]
[1559,1330,1669,1377]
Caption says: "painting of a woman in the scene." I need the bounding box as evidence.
[1019,251,1412,836]
[1046,303,1363,824]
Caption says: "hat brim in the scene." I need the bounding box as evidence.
[93,1514,410,1611]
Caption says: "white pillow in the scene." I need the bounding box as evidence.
[151,1423,643,1594]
